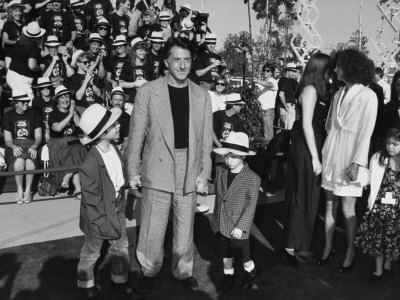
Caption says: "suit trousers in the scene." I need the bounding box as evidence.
[136,149,197,279]
[77,225,130,288]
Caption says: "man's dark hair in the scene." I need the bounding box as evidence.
[262,62,275,73]
[375,67,384,79]
[116,0,128,9]
[162,36,195,59]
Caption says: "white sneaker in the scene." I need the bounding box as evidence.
[195,203,209,214]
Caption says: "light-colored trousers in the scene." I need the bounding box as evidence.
[136,149,197,279]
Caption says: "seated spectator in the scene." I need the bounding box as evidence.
[41,35,74,87]
[136,9,161,40]
[158,10,172,41]
[93,17,113,58]
[86,33,106,79]
[70,0,88,51]
[32,77,55,143]
[109,0,131,38]
[39,0,76,49]
[209,76,228,113]
[2,0,24,68]
[119,37,148,103]
[145,31,165,80]
[47,85,86,197]
[66,50,103,114]
[3,90,42,204]
[105,35,131,88]
[7,21,45,98]
[109,86,130,154]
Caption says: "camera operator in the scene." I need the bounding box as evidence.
[193,32,226,91]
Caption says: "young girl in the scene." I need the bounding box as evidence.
[354,126,400,284]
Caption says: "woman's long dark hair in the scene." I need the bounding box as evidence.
[379,126,400,166]
[295,52,333,101]
[389,70,400,105]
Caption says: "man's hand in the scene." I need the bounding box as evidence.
[196,177,208,194]
[230,227,243,239]
[12,146,23,157]
[129,175,142,190]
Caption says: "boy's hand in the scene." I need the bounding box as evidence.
[230,227,243,239]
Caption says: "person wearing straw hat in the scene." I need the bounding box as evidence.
[109,0,131,38]
[3,90,43,204]
[2,0,24,68]
[126,36,213,293]
[32,77,55,143]
[94,17,113,57]
[204,131,261,293]
[47,85,86,196]
[70,0,88,50]
[6,21,46,97]
[41,35,74,87]
[77,103,136,298]
[145,30,165,80]
[65,50,102,114]
[87,32,107,79]
[213,93,245,149]
[193,32,226,91]
[276,62,299,130]
[105,34,130,88]
[158,10,172,40]
[119,36,148,103]
[39,0,76,48]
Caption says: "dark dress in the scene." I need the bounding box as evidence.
[354,165,400,260]
[283,99,328,250]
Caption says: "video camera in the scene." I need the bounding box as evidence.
[191,10,209,34]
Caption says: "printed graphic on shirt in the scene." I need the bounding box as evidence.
[52,14,64,39]
[152,60,160,78]
[134,68,145,81]
[114,61,124,81]
[220,122,232,142]
[63,120,75,136]
[209,56,219,80]
[74,17,84,37]
[85,86,96,105]
[15,120,29,139]
[94,3,104,20]
[119,20,128,35]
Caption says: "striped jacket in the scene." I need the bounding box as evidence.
[210,163,261,240]
[79,144,126,240]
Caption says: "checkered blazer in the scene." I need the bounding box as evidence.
[79,144,126,240]
[210,163,261,239]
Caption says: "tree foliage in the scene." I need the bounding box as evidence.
[251,0,298,21]
[325,29,369,56]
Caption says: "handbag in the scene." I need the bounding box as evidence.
[38,175,58,197]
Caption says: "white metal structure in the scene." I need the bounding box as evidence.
[290,0,323,66]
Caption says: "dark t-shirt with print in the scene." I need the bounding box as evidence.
[105,55,131,82]
[73,14,89,50]
[119,63,149,103]
[64,73,101,108]
[9,42,41,78]
[40,10,76,44]
[85,0,114,30]
[108,12,130,38]
[2,21,23,57]
[48,107,78,138]
[145,50,165,81]
[2,109,42,140]
[193,50,224,83]
[41,54,67,86]
[32,96,54,129]
[213,110,244,143]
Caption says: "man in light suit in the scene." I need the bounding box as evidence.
[126,36,213,293]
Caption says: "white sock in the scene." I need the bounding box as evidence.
[285,248,295,256]
[223,268,234,275]
[244,260,255,273]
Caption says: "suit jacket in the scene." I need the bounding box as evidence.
[126,76,213,194]
[210,164,261,240]
[79,144,126,240]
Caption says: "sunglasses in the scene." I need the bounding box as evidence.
[265,69,272,72]
[98,26,108,31]
[79,60,90,65]
[41,86,51,90]
[216,82,226,86]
